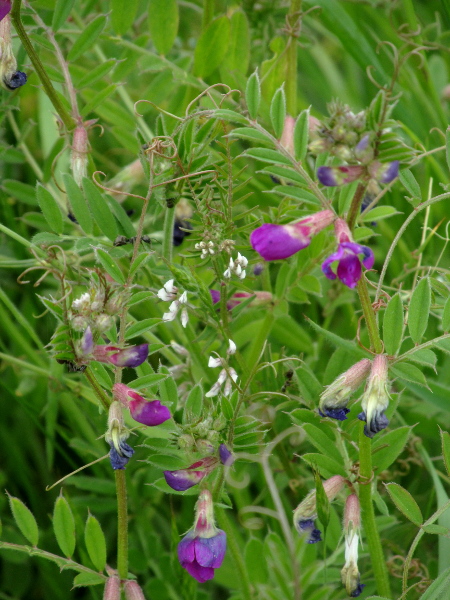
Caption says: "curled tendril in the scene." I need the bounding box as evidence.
[366,65,389,91]
[134,99,183,121]
[429,127,446,140]
[91,171,146,202]
[184,83,237,116]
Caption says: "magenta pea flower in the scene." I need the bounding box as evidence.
[250,209,335,261]
[0,1,11,22]
[92,343,149,367]
[164,457,218,491]
[322,219,374,289]
[113,383,171,426]
[177,490,226,582]
[317,160,399,187]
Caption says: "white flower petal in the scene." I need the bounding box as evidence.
[181,308,189,328]
[228,339,237,355]
[179,291,188,304]
[163,311,177,322]
[208,356,222,368]
[205,382,221,398]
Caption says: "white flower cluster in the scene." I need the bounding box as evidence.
[195,241,215,258]
[157,279,189,328]
[205,340,238,397]
[72,292,91,311]
[223,253,248,280]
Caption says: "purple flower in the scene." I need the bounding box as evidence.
[80,326,94,356]
[108,439,134,470]
[0,1,11,22]
[164,457,218,491]
[219,444,234,466]
[105,401,134,470]
[113,383,171,426]
[178,490,226,582]
[250,209,335,261]
[322,241,374,289]
[317,165,363,187]
[93,344,149,367]
[296,519,322,544]
[378,160,399,184]
[318,407,350,421]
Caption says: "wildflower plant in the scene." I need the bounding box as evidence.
[1,2,450,600]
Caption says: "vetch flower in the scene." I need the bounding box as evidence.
[157,279,178,301]
[250,209,334,261]
[205,367,238,398]
[319,358,372,421]
[223,253,248,280]
[103,576,121,600]
[322,219,374,289]
[219,444,235,466]
[93,343,149,367]
[341,494,365,597]
[105,401,134,470]
[195,241,215,258]
[164,457,218,491]
[358,354,390,438]
[369,160,399,184]
[317,165,363,187]
[177,489,226,582]
[113,383,171,426]
[293,475,345,543]
[0,10,27,90]
[162,290,189,328]
[0,1,11,22]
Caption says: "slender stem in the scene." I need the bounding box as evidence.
[162,206,176,264]
[10,0,76,130]
[84,368,110,411]
[346,182,367,231]
[356,278,383,354]
[285,0,302,116]
[215,507,252,600]
[358,426,391,598]
[115,470,129,578]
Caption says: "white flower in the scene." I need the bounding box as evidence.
[206,353,238,397]
[227,339,237,355]
[162,291,189,328]
[157,279,178,301]
[223,253,248,280]
[208,355,223,368]
[195,241,215,259]
[72,292,91,311]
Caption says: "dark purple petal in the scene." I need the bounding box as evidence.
[379,161,399,183]
[250,223,310,261]
[297,519,322,543]
[178,532,195,564]
[184,562,215,582]
[219,444,234,466]
[194,531,226,568]
[210,290,221,304]
[350,583,366,597]
[336,253,362,289]
[129,399,171,426]
[317,166,338,186]
[358,411,389,438]
[340,242,374,269]
[4,71,27,90]
[109,344,149,367]
[164,468,205,491]
[318,407,350,421]
[0,0,11,22]
[321,246,345,280]
[108,440,134,470]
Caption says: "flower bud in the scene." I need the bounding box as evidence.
[103,576,121,600]
[71,124,89,187]
[319,358,371,421]
[0,14,27,91]
[105,402,134,470]
[358,354,390,438]
[95,314,114,332]
[93,344,149,368]
[164,456,218,491]
[123,580,146,600]
[341,494,365,597]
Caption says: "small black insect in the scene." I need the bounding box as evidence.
[56,359,87,373]
[68,212,78,224]
[113,235,153,247]
[281,369,294,393]
[173,219,193,247]
[166,197,176,208]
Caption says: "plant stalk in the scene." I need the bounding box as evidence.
[115,470,129,579]
[162,207,176,264]
[285,0,302,116]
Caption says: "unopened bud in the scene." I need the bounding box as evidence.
[103,576,120,600]
[358,354,390,438]
[319,358,371,421]
[123,580,146,600]
[95,314,114,332]
[71,125,89,187]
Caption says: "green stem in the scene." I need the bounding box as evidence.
[10,0,76,131]
[215,507,252,600]
[84,368,110,411]
[358,426,391,598]
[346,182,367,231]
[162,207,176,264]
[285,0,302,116]
[356,278,383,354]
[202,0,214,31]
[242,310,274,389]
[115,470,128,579]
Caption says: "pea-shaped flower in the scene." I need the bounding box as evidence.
[113,383,171,426]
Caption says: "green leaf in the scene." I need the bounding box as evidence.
[242,148,291,165]
[85,513,107,572]
[3,180,37,205]
[53,494,76,557]
[52,0,75,31]
[246,70,261,120]
[440,429,450,477]
[442,296,450,332]
[36,184,63,234]
[361,206,401,222]
[383,293,403,355]
[183,384,203,424]
[302,453,347,478]
[399,168,421,200]
[372,426,411,473]
[83,179,118,242]
[73,572,105,588]
[314,470,330,530]
[447,127,450,174]
[213,109,248,124]
[244,538,268,584]
[302,423,338,458]
[95,248,125,284]
[227,127,273,145]
[407,348,437,369]
[128,373,168,390]
[408,277,431,344]
[222,10,250,76]
[385,482,423,525]
[193,17,230,78]
[125,318,160,340]
[391,362,429,387]
[420,566,450,600]
[270,85,286,138]
[8,494,39,546]
[81,84,118,117]
[67,15,106,61]
[149,0,179,55]
[423,524,449,535]
[63,173,93,235]
[159,373,178,408]
[76,60,117,89]
[271,185,320,206]
[293,109,309,161]
[111,0,139,35]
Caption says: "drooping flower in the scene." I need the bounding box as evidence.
[205,364,238,398]
[92,343,149,367]
[322,219,374,289]
[250,209,335,261]
[341,494,365,597]
[0,9,27,90]
[105,401,134,470]
[223,253,248,280]
[317,160,399,187]
[293,475,345,543]
[358,354,390,438]
[157,279,178,302]
[164,457,218,491]
[319,358,372,421]
[195,241,215,258]
[177,490,226,582]
[162,290,189,328]
[113,383,171,426]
